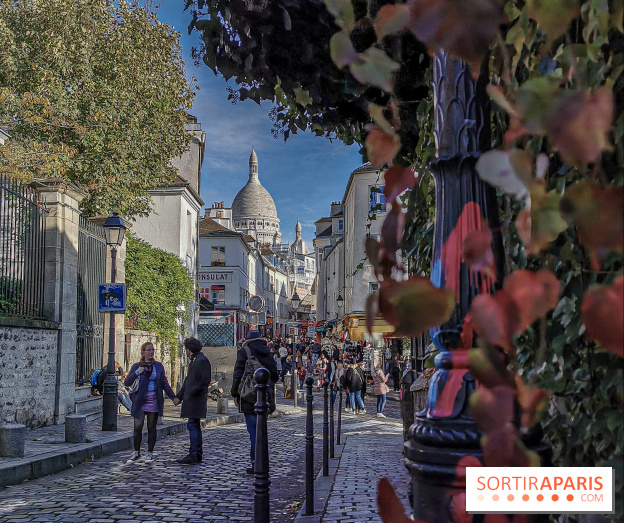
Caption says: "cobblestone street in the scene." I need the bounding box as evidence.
[0,397,410,522]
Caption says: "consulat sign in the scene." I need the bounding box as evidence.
[198,272,232,283]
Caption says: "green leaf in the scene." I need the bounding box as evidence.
[323,0,355,31]
[349,48,400,93]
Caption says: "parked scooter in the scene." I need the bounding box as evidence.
[207,380,223,401]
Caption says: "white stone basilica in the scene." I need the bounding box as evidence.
[232,147,282,246]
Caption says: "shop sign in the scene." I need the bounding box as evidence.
[199,272,232,282]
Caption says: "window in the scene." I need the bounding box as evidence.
[369,186,386,213]
[338,219,344,231]
[212,246,225,266]
[369,282,379,295]
[211,285,226,305]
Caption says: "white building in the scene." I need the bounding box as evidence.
[232,147,282,246]
[130,115,206,337]
[315,163,409,345]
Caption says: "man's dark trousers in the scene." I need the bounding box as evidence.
[187,418,202,460]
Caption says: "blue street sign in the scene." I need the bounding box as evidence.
[98,283,126,313]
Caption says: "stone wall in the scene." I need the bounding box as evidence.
[201,345,238,394]
[0,326,58,428]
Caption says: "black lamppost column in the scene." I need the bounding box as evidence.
[403,53,501,521]
[102,212,126,432]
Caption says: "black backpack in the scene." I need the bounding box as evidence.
[239,345,262,403]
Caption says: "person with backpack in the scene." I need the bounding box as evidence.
[231,330,278,474]
[345,363,366,414]
[89,367,107,396]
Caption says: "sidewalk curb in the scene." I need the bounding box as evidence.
[293,443,345,523]
[0,404,303,488]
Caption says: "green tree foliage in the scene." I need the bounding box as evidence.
[186,0,430,158]
[125,235,195,352]
[0,0,194,218]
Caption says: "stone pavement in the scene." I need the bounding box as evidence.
[293,399,411,523]
[0,391,412,522]
[0,394,300,488]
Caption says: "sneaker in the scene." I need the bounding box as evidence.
[126,451,140,463]
[344,408,351,413]
[377,413,386,418]
[145,452,154,462]
[176,454,199,465]
[246,463,255,474]
[361,409,366,414]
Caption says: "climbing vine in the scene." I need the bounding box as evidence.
[125,235,195,354]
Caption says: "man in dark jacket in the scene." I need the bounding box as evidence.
[388,355,401,392]
[231,330,279,474]
[174,337,212,464]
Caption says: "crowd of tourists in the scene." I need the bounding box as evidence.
[256,336,407,418]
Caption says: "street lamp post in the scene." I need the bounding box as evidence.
[102,212,126,432]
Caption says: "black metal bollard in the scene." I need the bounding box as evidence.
[305,376,315,516]
[322,380,329,476]
[329,383,335,459]
[292,368,297,407]
[336,385,343,445]
[254,368,271,523]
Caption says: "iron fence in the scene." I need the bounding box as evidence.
[75,215,106,385]
[0,174,46,319]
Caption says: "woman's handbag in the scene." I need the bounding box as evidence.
[129,375,140,400]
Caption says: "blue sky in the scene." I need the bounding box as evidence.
[156,1,364,247]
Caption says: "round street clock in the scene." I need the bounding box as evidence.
[248,295,264,312]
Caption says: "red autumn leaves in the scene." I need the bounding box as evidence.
[582,275,624,358]
[469,269,560,354]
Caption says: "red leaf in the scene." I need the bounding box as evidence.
[503,269,561,331]
[381,202,405,254]
[481,424,519,467]
[462,227,495,278]
[468,347,514,389]
[469,291,520,353]
[366,236,381,267]
[377,477,418,523]
[449,493,472,523]
[548,87,614,167]
[378,276,455,337]
[406,0,506,74]
[469,387,514,433]
[560,180,624,259]
[582,275,624,358]
[515,375,551,428]
[374,4,410,41]
[383,165,418,201]
[366,293,380,335]
[365,125,400,167]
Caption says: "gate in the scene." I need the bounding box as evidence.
[76,216,106,385]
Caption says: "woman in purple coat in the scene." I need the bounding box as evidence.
[124,342,176,463]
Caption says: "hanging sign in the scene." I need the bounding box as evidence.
[98,283,126,313]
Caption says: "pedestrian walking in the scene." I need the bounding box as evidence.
[231,330,279,474]
[388,354,401,392]
[279,343,288,381]
[174,337,212,464]
[345,363,366,414]
[371,363,389,417]
[124,342,176,463]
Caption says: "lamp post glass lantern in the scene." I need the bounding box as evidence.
[102,212,126,432]
[291,293,300,310]
[337,294,343,307]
